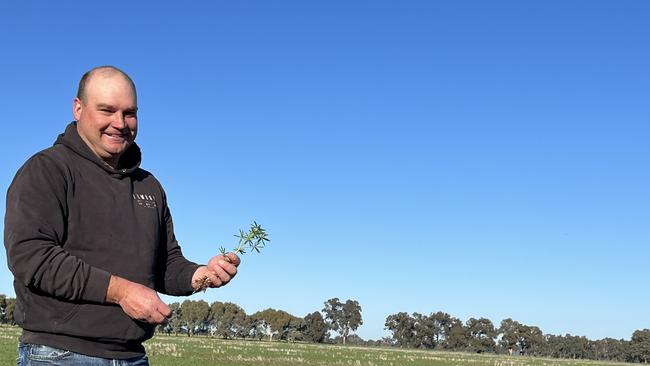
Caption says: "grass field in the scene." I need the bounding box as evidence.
[0,325,629,366]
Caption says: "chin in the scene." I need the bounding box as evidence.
[104,147,128,156]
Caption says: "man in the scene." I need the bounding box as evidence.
[4,66,238,365]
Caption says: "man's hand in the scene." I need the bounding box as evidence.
[106,275,171,324]
[192,252,240,290]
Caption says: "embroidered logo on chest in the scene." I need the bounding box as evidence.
[133,193,157,209]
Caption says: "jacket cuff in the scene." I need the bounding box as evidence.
[177,264,201,295]
[83,267,112,304]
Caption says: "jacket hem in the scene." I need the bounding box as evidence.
[20,329,145,360]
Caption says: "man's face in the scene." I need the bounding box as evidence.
[73,73,138,167]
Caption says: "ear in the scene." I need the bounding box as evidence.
[73,98,83,121]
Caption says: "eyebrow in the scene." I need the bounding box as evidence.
[96,103,138,113]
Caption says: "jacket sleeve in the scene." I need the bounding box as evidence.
[155,189,200,296]
[4,154,111,304]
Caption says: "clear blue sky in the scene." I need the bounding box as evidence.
[1,1,648,342]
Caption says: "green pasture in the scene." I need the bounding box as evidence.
[0,325,628,366]
[0,326,17,366]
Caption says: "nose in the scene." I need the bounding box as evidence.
[112,112,127,129]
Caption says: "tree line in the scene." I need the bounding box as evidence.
[156,297,362,345]
[1,294,648,363]
[0,294,360,344]
[384,311,650,363]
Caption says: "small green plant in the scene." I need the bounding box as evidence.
[220,221,269,257]
[193,221,269,293]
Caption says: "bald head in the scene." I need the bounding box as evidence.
[76,66,137,105]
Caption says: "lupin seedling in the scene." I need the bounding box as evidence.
[193,222,269,293]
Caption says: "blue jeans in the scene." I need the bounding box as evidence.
[17,343,149,366]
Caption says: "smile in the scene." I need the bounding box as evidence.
[104,133,128,142]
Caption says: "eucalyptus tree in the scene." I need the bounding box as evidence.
[180,299,210,336]
[209,301,248,339]
[385,312,416,347]
[631,329,650,363]
[412,312,437,349]
[444,317,469,350]
[251,308,301,341]
[499,318,522,355]
[167,302,184,336]
[431,311,453,347]
[519,324,544,356]
[0,294,6,323]
[499,319,544,356]
[466,317,497,353]
[283,317,304,342]
[592,337,629,362]
[302,311,328,343]
[5,297,16,326]
[248,318,270,340]
[323,298,363,345]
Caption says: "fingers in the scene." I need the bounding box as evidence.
[195,252,242,291]
[141,301,171,325]
[209,258,237,285]
[158,302,172,319]
[151,304,172,325]
[144,308,169,325]
[204,271,223,288]
[226,252,241,266]
[118,280,170,324]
